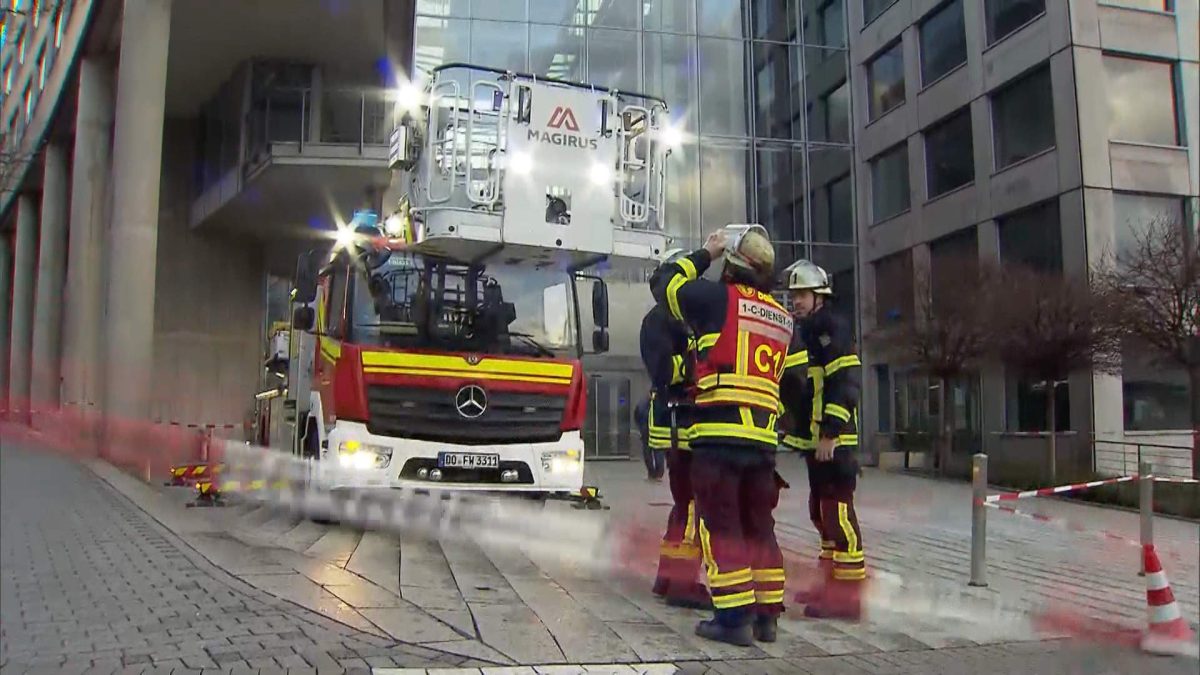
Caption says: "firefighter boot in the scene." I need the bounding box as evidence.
[802,579,863,621]
[793,557,833,604]
[753,612,778,643]
[695,608,754,647]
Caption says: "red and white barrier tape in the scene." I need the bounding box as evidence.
[980,501,1195,558]
[982,475,1138,503]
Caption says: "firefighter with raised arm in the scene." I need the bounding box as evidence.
[780,259,865,620]
[641,249,709,609]
[652,226,793,646]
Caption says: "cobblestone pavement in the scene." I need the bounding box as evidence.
[2,435,1197,674]
[0,443,483,674]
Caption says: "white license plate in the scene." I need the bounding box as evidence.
[438,452,500,469]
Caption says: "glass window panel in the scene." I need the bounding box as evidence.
[925,107,975,198]
[587,28,640,92]
[809,145,854,240]
[1103,56,1179,146]
[700,141,752,228]
[665,141,701,239]
[875,364,892,432]
[873,250,913,324]
[643,0,696,32]
[1113,193,1185,263]
[1122,344,1190,431]
[812,173,853,243]
[1006,376,1069,431]
[752,0,797,42]
[417,0,470,16]
[530,24,586,80]
[867,41,905,120]
[870,142,910,223]
[864,0,897,24]
[998,199,1062,273]
[992,65,1055,169]
[801,46,849,141]
[470,20,529,72]
[531,0,583,24]
[698,37,749,136]
[985,0,1045,45]
[698,0,745,37]
[645,32,699,131]
[929,227,977,311]
[585,0,640,28]
[414,16,471,74]
[472,0,527,21]
[753,42,801,139]
[919,0,966,85]
[812,243,857,335]
[754,144,803,246]
[803,0,846,48]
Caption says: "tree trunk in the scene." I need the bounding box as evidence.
[1047,383,1057,486]
[1190,363,1200,481]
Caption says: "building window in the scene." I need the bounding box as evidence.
[588,28,640,93]
[929,227,977,311]
[54,2,67,47]
[822,174,853,243]
[1113,193,1186,262]
[864,0,898,24]
[1122,344,1189,431]
[870,142,910,223]
[818,80,850,144]
[998,199,1062,273]
[873,250,914,325]
[985,0,1045,45]
[919,0,967,85]
[1103,56,1180,147]
[1006,377,1070,432]
[699,38,749,136]
[991,64,1055,169]
[924,107,974,198]
[819,0,846,49]
[875,365,892,432]
[752,41,800,140]
[867,41,904,121]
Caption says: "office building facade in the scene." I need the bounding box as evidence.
[851,0,1199,474]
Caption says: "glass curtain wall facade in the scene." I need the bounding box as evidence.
[412,0,856,325]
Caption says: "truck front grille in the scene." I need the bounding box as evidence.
[365,385,565,445]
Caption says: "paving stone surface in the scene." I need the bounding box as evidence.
[3,435,1198,674]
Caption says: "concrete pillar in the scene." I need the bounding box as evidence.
[8,195,37,422]
[0,235,11,412]
[63,57,115,414]
[102,0,171,426]
[30,142,70,418]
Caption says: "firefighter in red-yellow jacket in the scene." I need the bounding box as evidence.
[652,225,794,646]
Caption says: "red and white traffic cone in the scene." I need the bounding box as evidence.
[1140,544,1198,658]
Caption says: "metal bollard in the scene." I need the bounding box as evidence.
[1139,460,1153,576]
[969,453,988,587]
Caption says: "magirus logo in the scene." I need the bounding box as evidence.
[528,105,598,150]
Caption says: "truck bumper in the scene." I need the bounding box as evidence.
[317,421,585,494]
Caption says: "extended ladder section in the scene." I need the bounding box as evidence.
[390,64,672,271]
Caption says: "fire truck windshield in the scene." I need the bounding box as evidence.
[350,254,578,357]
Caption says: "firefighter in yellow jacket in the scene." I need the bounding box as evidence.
[642,249,709,609]
[652,226,793,646]
[780,259,865,620]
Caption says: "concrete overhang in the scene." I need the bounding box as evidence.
[190,146,392,242]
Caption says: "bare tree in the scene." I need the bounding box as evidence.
[1096,216,1199,479]
[987,265,1125,483]
[868,255,996,475]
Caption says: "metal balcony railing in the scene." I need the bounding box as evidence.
[244,86,391,165]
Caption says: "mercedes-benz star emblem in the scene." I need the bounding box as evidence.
[466,354,481,365]
[455,385,487,419]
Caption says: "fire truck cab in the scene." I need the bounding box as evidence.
[277,64,675,498]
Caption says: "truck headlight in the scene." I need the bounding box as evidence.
[338,441,392,470]
[541,449,582,474]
